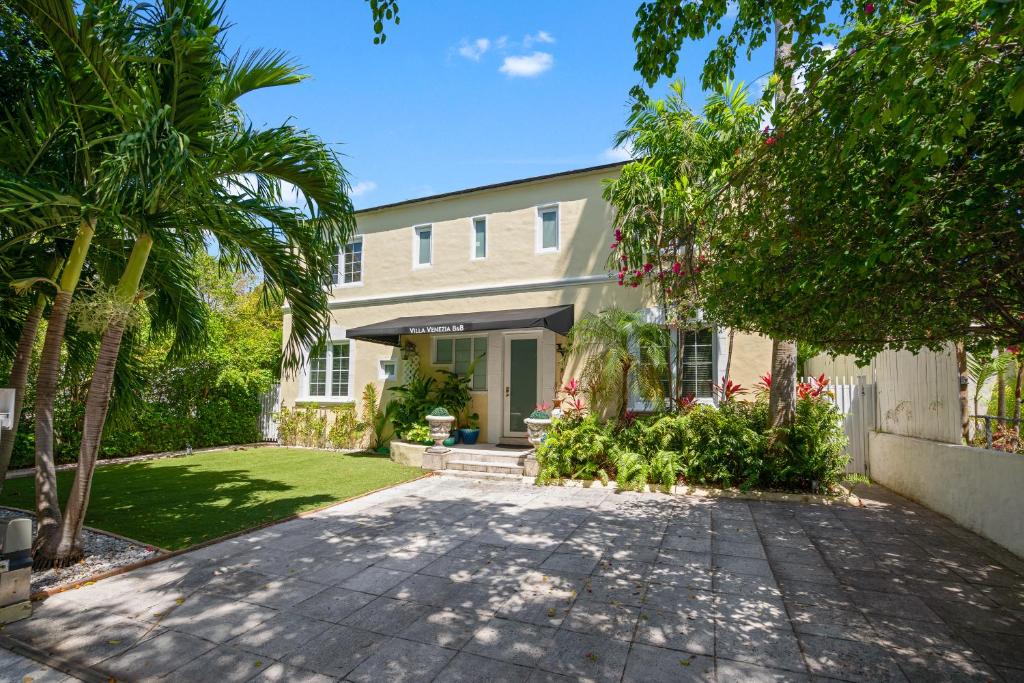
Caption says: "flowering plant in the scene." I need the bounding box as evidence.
[712,377,746,403]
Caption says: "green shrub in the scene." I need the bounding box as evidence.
[531,393,848,494]
[611,449,648,491]
[403,423,432,445]
[390,375,437,438]
[327,405,364,449]
[680,403,765,489]
[535,414,611,484]
[771,398,849,491]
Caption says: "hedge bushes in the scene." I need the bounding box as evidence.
[536,397,848,493]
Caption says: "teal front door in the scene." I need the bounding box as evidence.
[503,334,540,437]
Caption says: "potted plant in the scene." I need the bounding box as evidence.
[458,412,480,445]
[425,406,456,452]
[523,403,552,446]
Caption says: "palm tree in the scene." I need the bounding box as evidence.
[27,0,354,567]
[568,308,668,419]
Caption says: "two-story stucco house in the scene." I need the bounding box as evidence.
[279,161,771,446]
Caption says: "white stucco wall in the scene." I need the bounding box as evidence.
[870,432,1024,558]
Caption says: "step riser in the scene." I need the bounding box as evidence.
[447,462,524,475]
[448,452,527,465]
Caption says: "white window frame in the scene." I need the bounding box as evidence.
[379,359,397,381]
[627,320,719,410]
[336,236,363,288]
[535,204,560,253]
[471,216,487,260]
[301,339,355,402]
[413,224,433,269]
[431,335,488,392]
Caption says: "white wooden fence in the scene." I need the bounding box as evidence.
[258,383,281,442]
[803,375,875,475]
[806,344,962,445]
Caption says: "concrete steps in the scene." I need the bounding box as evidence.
[446,459,525,476]
[440,468,525,481]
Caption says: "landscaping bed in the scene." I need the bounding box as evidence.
[0,508,159,593]
[0,447,422,551]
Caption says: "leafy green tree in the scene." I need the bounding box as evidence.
[16,0,354,567]
[701,0,1023,361]
[568,308,669,420]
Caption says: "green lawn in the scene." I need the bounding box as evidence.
[0,447,423,550]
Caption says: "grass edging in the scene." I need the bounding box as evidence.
[528,476,862,506]
[29,470,435,602]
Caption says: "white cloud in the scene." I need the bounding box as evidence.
[523,30,555,48]
[494,35,509,50]
[350,180,377,197]
[457,37,490,61]
[600,142,634,163]
[499,51,554,78]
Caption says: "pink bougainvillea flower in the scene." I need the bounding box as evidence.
[672,262,682,275]
[614,229,622,241]
[643,262,654,272]
[765,136,776,145]
[865,2,874,13]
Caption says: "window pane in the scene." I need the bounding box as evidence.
[380,360,396,380]
[418,228,431,264]
[308,347,327,396]
[435,338,453,364]
[541,209,558,249]
[344,241,362,283]
[453,337,472,375]
[472,337,487,390]
[331,342,349,397]
[682,328,714,399]
[473,219,486,258]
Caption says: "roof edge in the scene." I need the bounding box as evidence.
[355,160,630,215]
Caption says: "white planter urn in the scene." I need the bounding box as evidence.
[425,413,456,453]
[523,416,552,447]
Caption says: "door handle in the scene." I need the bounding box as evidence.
[505,386,510,397]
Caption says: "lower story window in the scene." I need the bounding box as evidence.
[308,341,351,398]
[681,329,714,399]
[434,336,487,391]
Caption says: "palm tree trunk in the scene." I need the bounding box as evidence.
[767,19,798,435]
[0,296,45,491]
[723,329,736,383]
[35,319,125,567]
[620,361,631,420]
[35,234,152,569]
[768,339,798,429]
[33,218,96,552]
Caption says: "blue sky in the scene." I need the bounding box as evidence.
[222,1,776,209]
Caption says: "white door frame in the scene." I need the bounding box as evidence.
[503,331,543,438]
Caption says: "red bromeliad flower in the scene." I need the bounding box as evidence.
[713,378,746,402]
[754,373,772,398]
[676,394,698,412]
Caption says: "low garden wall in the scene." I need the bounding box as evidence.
[869,432,1024,558]
[390,440,426,468]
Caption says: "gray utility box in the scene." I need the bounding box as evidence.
[0,518,32,624]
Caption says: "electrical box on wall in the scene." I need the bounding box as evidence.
[0,388,14,431]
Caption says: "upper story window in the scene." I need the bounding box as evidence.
[307,340,352,400]
[680,329,714,399]
[332,237,362,285]
[414,225,432,267]
[433,336,487,391]
[472,217,487,260]
[537,205,559,252]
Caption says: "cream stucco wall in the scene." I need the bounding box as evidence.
[870,432,1024,558]
[280,164,772,443]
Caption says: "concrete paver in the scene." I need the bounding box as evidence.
[2,478,1022,681]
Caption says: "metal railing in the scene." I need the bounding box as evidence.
[971,414,1023,452]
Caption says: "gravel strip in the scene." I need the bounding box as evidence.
[0,508,159,593]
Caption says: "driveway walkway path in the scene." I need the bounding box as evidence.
[4,476,1023,682]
